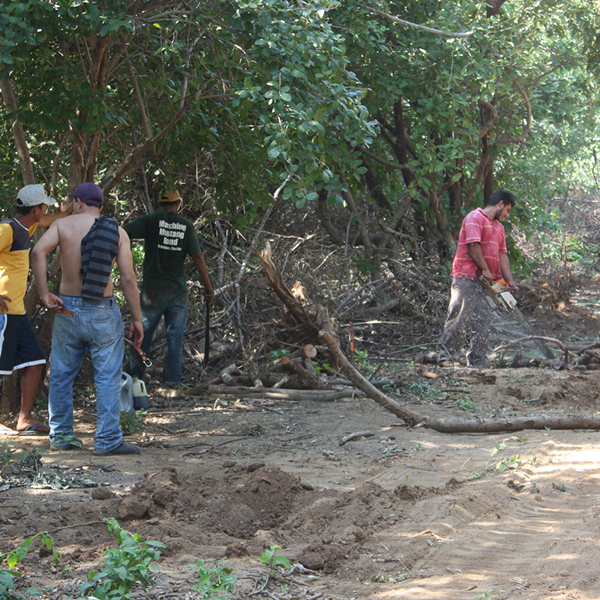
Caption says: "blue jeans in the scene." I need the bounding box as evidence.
[127,288,189,382]
[48,296,124,453]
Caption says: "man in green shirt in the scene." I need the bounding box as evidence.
[124,191,213,383]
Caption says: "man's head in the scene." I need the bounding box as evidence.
[159,190,181,211]
[70,182,104,210]
[486,189,516,220]
[16,184,56,218]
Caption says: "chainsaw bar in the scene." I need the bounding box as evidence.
[480,277,555,359]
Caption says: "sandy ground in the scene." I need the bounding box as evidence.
[3,354,600,600]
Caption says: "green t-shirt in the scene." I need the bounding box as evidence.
[126,210,202,291]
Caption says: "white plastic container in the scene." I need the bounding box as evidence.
[119,372,134,413]
[132,377,149,410]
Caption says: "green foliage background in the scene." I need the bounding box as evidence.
[0,0,598,265]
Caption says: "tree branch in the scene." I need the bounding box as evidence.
[359,4,474,38]
[357,145,412,172]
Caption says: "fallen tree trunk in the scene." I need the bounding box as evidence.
[319,311,600,433]
[207,384,364,401]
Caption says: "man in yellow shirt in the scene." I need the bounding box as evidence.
[0,184,72,435]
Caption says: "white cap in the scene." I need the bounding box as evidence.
[16,184,56,207]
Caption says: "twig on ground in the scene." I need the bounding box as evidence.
[339,431,374,446]
[493,335,568,361]
[179,437,248,456]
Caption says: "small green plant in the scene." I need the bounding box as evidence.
[80,518,165,600]
[189,559,236,600]
[260,545,291,572]
[381,444,406,458]
[119,410,146,434]
[241,424,263,436]
[401,380,444,401]
[353,255,375,276]
[353,349,369,367]
[0,444,43,477]
[371,571,419,583]
[0,533,58,600]
[333,478,352,485]
[474,590,504,600]
[455,396,478,412]
[0,443,17,476]
[489,442,506,458]
[269,349,290,360]
[493,454,522,472]
[312,361,331,373]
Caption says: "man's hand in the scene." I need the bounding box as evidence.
[41,292,65,313]
[481,268,494,282]
[60,198,74,215]
[203,286,214,305]
[129,320,144,347]
[0,294,12,313]
[505,280,518,291]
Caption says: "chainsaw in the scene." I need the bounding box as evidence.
[481,278,518,310]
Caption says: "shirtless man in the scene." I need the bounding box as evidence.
[31,182,143,455]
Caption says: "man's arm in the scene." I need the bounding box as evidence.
[191,250,214,304]
[499,253,517,289]
[0,294,11,313]
[0,224,12,312]
[467,242,494,282]
[116,227,144,346]
[31,222,65,312]
[38,199,74,228]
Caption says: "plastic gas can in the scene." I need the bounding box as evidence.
[132,377,149,410]
[119,372,134,413]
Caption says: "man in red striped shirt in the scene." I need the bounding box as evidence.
[438,189,517,367]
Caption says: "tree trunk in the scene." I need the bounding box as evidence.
[0,79,35,186]
[429,189,457,256]
[316,189,344,245]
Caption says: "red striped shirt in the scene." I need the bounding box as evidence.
[452,208,507,280]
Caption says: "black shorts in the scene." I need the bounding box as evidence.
[0,314,46,375]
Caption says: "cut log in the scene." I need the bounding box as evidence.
[220,364,242,385]
[303,344,318,359]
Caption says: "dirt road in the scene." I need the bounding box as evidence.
[3,362,600,600]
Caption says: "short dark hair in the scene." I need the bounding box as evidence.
[16,205,35,215]
[487,189,516,208]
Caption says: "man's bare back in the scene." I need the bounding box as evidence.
[31,195,143,346]
[52,213,125,297]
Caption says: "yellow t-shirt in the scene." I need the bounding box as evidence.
[0,219,38,315]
